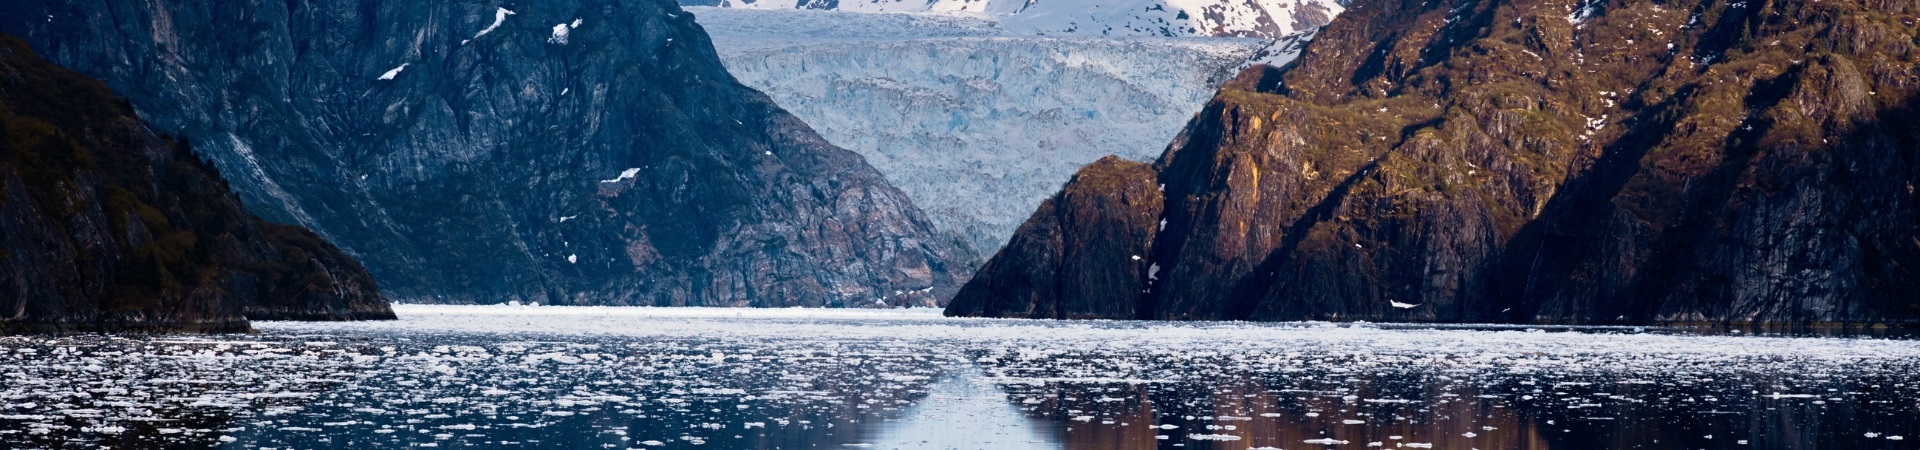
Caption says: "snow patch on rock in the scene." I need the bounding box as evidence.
[378,63,409,80]
[473,7,515,40]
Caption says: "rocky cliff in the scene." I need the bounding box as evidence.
[0,35,392,334]
[950,0,1920,326]
[0,0,968,307]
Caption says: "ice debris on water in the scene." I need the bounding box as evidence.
[1,305,1918,448]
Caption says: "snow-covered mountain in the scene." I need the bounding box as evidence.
[686,0,1341,39]
[690,7,1278,256]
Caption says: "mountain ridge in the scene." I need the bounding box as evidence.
[1,0,969,307]
[948,0,1920,326]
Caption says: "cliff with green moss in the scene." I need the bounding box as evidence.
[0,35,392,333]
[949,0,1920,326]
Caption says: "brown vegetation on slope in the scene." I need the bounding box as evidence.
[951,0,1920,326]
[0,35,392,333]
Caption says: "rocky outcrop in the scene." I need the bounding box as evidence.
[245,223,394,321]
[946,156,1164,319]
[0,0,968,307]
[0,35,392,334]
[950,0,1920,326]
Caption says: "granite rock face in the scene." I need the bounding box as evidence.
[0,35,392,334]
[0,0,968,307]
[951,0,1920,326]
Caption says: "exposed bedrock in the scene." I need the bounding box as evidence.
[0,35,392,334]
[951,0,1920,326]
[0,0,969,307]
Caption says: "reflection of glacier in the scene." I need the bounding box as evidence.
[693,8,1269,255]
[866,364,1061,449]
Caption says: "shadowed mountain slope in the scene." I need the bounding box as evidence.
[0,35,392,333]
[0,0,969,307]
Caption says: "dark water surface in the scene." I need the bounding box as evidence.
[1,306,1916,450]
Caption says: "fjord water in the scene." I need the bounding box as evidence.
[1,307,1915,450]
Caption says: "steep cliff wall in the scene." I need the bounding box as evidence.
[0,35,391,334]
[951,0,1920,326]
[0,0,968,307]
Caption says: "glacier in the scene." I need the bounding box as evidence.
[691,7,1293,255]
[686,0,1343,39]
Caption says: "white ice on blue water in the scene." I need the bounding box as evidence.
[863,365,1056,449]
[1,305,1917,449]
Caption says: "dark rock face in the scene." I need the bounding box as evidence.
[946,156,1163,319]
[0,0,968,307]
[0,35,392,334]
[245,223,394,321]
[950,0,1920,326]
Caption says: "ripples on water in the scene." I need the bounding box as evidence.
[1,306,1916,449]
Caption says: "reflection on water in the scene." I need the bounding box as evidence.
[863,366,1058,449]
[997,367,1918,449]
[0,306,1915,450]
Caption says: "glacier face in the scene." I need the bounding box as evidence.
[686,0,1342,39]
[691,7,1270,256]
